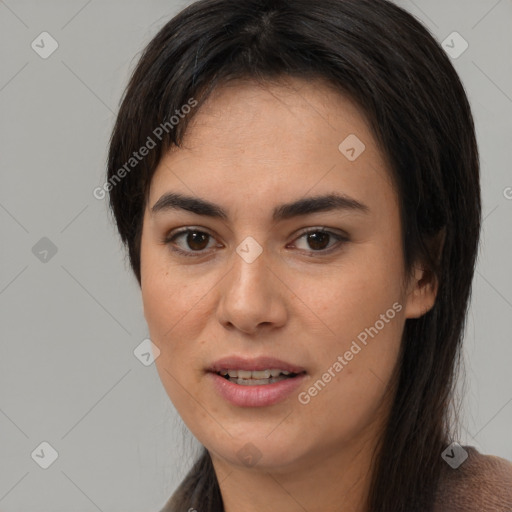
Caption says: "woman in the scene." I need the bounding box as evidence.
[105,0,512,510]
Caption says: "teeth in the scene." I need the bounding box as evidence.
[252,370,271,379]
[219,369,294,378]
[232,375,290,385]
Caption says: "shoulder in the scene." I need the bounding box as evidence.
[433,445,512,512]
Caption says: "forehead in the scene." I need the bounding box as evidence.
[148,77,396,217]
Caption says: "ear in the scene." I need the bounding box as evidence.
[403,228,445,319]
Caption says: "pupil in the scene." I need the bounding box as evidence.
[308,232,329,250]
[187,231,209,250]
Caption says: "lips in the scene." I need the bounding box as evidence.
[207,355,306,374]
[206,355,308,406]
[208,370,308,407]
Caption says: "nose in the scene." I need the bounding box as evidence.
[216,247,288,335]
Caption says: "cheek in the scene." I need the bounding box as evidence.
[141,269,206,420]
[292,243,404,423]
[141,269,205,362]
[294,242,404,343]
[140,253,218,400]
[141,244,206,336]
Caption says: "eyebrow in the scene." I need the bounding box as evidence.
[151,191,370,221]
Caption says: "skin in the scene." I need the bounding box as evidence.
[140,76,439,512]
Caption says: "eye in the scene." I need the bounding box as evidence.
[290,228,348,254]
[162,226,348,258]
[163,228,220,257]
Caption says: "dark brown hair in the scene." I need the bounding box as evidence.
[106,0,481,510]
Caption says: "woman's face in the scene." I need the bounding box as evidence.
[140,77,435,472]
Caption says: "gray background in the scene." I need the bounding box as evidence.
[1,0,511,510]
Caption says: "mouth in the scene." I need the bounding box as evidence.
[206,355,308,406]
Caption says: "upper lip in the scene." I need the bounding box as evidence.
[208,355,306,374]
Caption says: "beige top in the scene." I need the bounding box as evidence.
[433,446,512,511]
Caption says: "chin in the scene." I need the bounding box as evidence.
[206,431,308,471]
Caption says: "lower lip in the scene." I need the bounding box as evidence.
[208,372,307,407]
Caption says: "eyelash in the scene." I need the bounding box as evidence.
[161,227,348,258]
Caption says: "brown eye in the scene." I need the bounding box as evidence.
[305,231,330,251]
[292,228,348,254]
[185,231,210,251]
[164,228,218,257]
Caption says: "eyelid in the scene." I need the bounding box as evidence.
[292,226,348,241]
